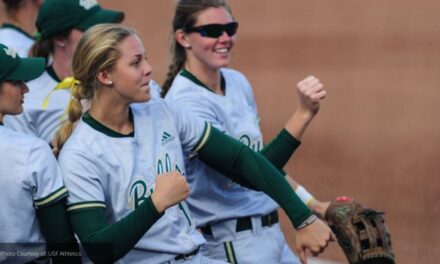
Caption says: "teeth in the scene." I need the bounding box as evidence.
[215,48,229,53]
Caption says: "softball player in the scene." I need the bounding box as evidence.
[3,0,125,144]
[162,1,329,263]
[55,24,333,264]
[0,43,80,263]
[0,0,42,57]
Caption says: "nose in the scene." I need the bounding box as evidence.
[143,61,153,77]
[218,31,232,42]
[21,83,30,94]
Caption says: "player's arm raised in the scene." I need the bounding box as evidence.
[195,125,334,259]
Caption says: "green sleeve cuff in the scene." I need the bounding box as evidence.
[36,198,81,263]
[70,196,163,263]
[197,127,311,228]
[260,128,301,170]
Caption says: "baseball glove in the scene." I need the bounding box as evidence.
[325,196,395,264]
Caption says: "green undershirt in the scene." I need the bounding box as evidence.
[36,198,81,263]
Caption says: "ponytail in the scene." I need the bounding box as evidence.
[52,81,84,157]
[161,41,186,97]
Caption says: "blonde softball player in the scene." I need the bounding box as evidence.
[162,1,330,263]
[0,44,80,263]
[54,24,333,264]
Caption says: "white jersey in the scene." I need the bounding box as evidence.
[0,125,68,263]
[165,68,278,228]
[58,98,209,264]
[4,72,162,143]
[0,24,34,57]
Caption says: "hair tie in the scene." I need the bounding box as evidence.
[42,77,81,121]
[34,32,43,42]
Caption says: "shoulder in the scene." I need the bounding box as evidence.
[0,126,51,157]
[59,120,101,155]
[221,68,248,82]
[165,75,206,105]
[0,28,34,57]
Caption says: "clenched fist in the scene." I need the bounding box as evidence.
[151,172,189,213]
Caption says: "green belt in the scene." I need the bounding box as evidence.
[201,210,279,236]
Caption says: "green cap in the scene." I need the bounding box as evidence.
[0,44,45,82]
[36,0,125,40]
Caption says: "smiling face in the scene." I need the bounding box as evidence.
[0,81,29,118]
[103,34,153,104]
[183,7,236,72]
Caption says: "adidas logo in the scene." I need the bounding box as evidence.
[161,131,175,145]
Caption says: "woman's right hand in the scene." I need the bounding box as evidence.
[151,172,189,213]
[294,218,335,264]
[296,75,326,119]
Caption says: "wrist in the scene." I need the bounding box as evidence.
[295,185,315,207]
[297,107,316,121]
[296,214,318,230]
[150,193,165,214]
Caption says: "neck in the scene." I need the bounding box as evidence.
[89,89,133,135]
[51,54,72,81]
[6,1,39,36]
[185,59,223,95]
[0,114,3,124]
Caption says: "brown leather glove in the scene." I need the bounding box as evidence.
[325,196,395,264]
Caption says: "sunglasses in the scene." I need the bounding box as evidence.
[184,22,239,38]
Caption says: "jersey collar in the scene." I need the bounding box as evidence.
[1,23,35,40]
[46,65,62,83]
[82,109,135,138]
[180,69,225,94]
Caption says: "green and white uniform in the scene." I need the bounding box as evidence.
[58,98,221,264]
[0,23,34,57]
[0,124,68,263]
[165,68,300,264]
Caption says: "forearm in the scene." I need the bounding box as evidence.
[260,128,301,170]
[70,197,163,263]
[284,108,315,141]
[197,127,312,228]
[286,176,330,218]
[36,198,81,263]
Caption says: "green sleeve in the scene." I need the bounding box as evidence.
[197,126,311,228]
[260,128,301,171]
[69,196,163,263]
[36,198,81,264]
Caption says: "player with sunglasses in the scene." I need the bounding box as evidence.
[184,21,239,38]
[162,1,332,263]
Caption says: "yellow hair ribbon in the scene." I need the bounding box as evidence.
[42,77,80,120]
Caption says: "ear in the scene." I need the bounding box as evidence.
[53,38,66,48]
[96,71,113,86]
[175,29,191,49]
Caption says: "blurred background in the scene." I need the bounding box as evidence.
[2,1,439,263]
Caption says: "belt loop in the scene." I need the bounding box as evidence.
[251,216,262,235]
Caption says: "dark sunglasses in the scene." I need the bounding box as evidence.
[184,22,239,38]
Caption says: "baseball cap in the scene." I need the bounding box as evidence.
[36,0,125,40]
[0,44,45,82]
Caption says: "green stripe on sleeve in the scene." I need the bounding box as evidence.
[192,122,212,152]
[34,186,68,208]
[67,201,106,212]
